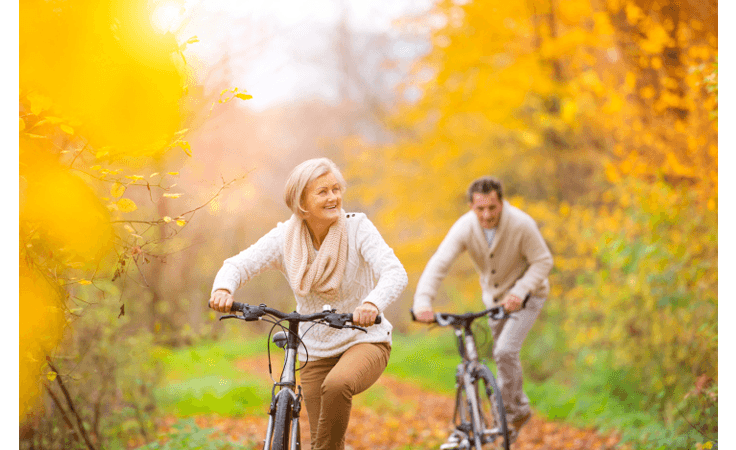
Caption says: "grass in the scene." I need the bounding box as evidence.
[384,329,460,394]
[154,335,274,417]
[134,418,256,450]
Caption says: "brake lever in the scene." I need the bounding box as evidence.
[348,325,368,333]
[219,314,244,321]
[219,314,260,322]
[489,308,509,321]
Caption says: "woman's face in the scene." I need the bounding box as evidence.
[302,171,342,225]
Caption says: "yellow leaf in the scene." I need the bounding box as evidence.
[178,141,192,157]
[117,198,138,212]
[163,216,172,223]
[640,86,656,99]
[27,92,52,115]
[167,172,179,176]
[111,182,126,198]
[149,172,159,177]
[78,280,92,285]
[124,224,135,233]
[176,219,186,227]
[125,175,144,181]
[46,371,57,381]
[20,118,25,132]
[163,193,182,199]
[60,124,74,135]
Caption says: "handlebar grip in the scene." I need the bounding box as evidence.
[228,301,262,321]
[230,301,246,313]
[374,315,382,325]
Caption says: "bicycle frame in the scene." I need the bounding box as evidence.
[414,306,510,450]
[263,319,302,450]
[450,322,488,449]
[218,302,378,450]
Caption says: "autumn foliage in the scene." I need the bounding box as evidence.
[346,0,717,444]
[20,0,195,425]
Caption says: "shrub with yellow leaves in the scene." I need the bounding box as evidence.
[345,0,717,444]
[19,0,205,426]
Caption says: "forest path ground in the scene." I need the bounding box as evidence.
[153,354,623,449]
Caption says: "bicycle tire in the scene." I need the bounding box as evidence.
[476,365,509,450]
[452,371,482,449]
[271,392,293,450]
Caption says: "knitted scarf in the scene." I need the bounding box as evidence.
[283,210,348,299]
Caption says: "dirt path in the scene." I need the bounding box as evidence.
[156,356,623,449]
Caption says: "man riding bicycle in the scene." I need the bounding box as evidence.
[412,176,553,439]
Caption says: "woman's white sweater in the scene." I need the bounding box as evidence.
[212,212,408,361]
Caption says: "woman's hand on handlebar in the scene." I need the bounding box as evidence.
[352,302,379,327]
[209,289,234,313]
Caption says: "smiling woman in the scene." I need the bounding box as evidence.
[209,157,408,450]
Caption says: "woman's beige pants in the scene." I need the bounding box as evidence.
[300,342,391,450]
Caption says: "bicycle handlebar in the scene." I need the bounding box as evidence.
[218,301,381,331]
[410,305,509,326]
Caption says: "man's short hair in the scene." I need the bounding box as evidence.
[467,176,504,203]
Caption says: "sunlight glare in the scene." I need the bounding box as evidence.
[151,1,184,33]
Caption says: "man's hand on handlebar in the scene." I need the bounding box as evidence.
[209,289,234,313]
[413,308,435,323]
[501,293,524,313]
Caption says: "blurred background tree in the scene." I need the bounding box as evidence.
[19,0,252,446]
[344,0,717,446]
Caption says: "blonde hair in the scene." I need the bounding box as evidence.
[284,157,347,217]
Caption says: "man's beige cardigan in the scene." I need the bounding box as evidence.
[413,200,553,311]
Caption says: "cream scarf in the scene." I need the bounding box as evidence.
[283,210,348,299]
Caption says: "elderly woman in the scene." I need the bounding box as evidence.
[209,157,407,450]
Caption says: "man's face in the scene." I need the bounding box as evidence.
[470,191,503,229]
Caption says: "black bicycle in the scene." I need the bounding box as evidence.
[412,306,511,450]
[217,302,381,450]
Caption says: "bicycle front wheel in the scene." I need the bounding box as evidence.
[475,365,509,450]
[271,392,293,450]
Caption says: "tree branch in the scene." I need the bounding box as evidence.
[109,172,249,224]
[46,357,98,450]
[43,384,81,444]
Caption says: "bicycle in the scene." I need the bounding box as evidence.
[216,301,381,450]
[411,305,511,450]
